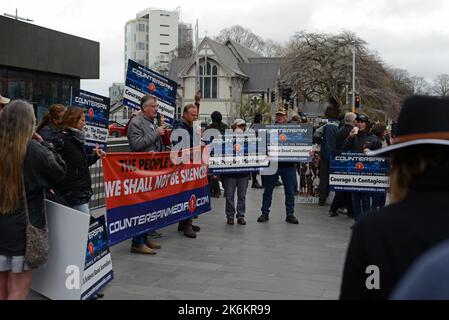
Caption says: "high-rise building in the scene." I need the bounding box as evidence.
[124,8,183,76]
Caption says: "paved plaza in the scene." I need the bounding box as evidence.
[30,187,352,300]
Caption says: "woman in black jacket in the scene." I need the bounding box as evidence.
[340,96,449,300]
[56,107,105,214]
[0,100,66,300]
[342,114,382,222]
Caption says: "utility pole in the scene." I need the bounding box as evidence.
[352,47,356,113]
[4,8,33,22]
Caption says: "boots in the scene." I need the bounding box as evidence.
[251,180,263,189]
[178,220,197,238]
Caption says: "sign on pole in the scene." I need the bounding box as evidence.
[123,59,177,126]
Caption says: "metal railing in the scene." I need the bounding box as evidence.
[89,137,130,210]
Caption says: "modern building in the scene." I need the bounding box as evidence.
[0,15,99,119]
[124,8,178,74]
[168,37,285,124]
[109,82,125,105]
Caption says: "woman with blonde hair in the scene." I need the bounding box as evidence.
[340,96,449,300]
[0,100,66,300]
[56,107,105,213]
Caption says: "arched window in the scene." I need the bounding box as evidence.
[200,61,218,99]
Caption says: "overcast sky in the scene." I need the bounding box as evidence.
[5,0,449,96]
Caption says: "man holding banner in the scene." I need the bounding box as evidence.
[258,110,300,225]
[126,95,164,254]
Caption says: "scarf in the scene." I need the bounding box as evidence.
[67,127,86,146]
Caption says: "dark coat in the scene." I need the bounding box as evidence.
[37,124,64,149]
[0,140,66,256]
[172,119,194,148]
[206,121,229,135]
[336,125,353,154]
[56,131,99,205]
[340,166,449,300]
[342,130,382,153]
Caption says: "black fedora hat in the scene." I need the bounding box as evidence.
[367,96,449,155]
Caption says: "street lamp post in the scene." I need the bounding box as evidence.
[352,47,356,113]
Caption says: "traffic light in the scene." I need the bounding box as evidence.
[282,87,293,102]
[355,96,361,108]
[271,91,275,102]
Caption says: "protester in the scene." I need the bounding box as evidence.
[36,104,66,148]
[172,104,202,238]
[205,111,229,198]
[342,114,382,223]
[290,115,302,195]
[328,112,356,217]
[314,107,340,206]
[370,122,389,210]
[340,95,449,300]
[0,95,10,112]
[221,119,249,225]
[55,107,105,213]
[0,100,66,300]
[126,95,164,254]
[258,110,299,225]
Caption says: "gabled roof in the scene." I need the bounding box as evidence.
[205,38,247,77]
[239,62,281,92]
[225,39,261,63]
[168,57,190,83]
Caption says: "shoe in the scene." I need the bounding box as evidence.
[182,222,197,238]
[227,218,234,225]
[131,244,156,255]
[285,216,299,224]
[257,214,269,223]
[275,180,283,187]
[336,208,348,215]
[328,211,338,217]
[144,240,161,249]
[252,181,263,189]
[178,224,200,232]
[237,218,246,225]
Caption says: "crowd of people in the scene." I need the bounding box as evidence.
[1,92,449,300]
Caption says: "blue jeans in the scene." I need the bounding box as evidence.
[261,165,296,217]
[132,234,148,246]
[371,193,387,210]
[351,192,371,221]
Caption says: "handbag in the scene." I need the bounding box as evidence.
[22,178,49,269]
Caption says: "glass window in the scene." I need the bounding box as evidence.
[199,61,218,99]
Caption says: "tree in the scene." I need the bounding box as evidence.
[432,74,449,96]
[214,25,284,58]
[238,96,272,124]
[410,76,431,95]
[283,31,406,119]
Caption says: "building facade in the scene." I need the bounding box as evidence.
[168,38,284,125]
[125,8,185,75]
[0,15,99,120]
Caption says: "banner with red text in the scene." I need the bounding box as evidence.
[102,151,211,246]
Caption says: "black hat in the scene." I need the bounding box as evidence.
[367,96,449,155]
[211,111,222,123]
[356,114,370,123]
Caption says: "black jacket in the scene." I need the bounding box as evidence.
[342,130,382,153]
[336,125,353,154]
[340,166,449,299]
[0,140,66,256]
[56,131,99,205]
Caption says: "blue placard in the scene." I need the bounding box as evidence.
[330,153,390,193]
[123,59,177,126]
[255,123,313,162]
[81,215,113,300]
[208,131,269,174]
[70,88,110,150]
